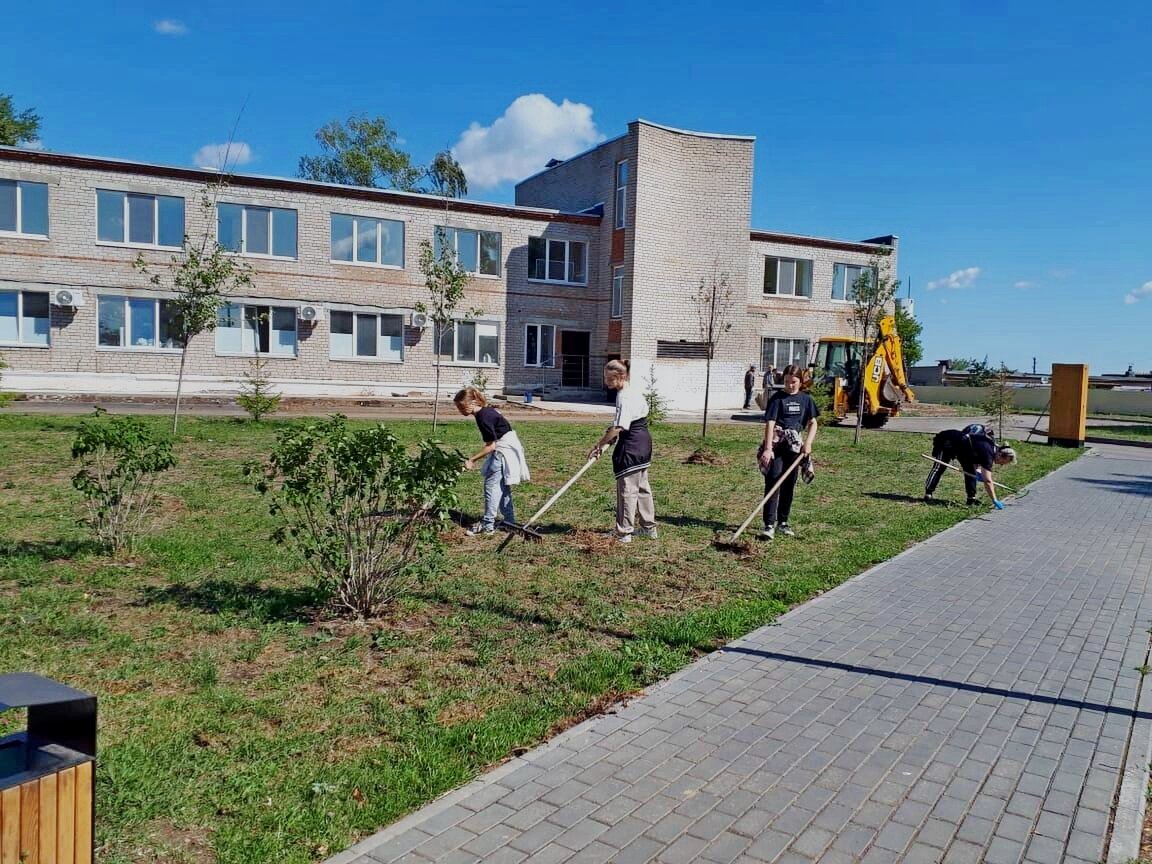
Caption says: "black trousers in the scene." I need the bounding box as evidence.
[764,446,803,526]
[925,432,978,500]
[743,386,753,409]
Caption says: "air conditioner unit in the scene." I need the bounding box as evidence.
[50,288,86,307]
[298,304,323,322]
[411,311,429,329]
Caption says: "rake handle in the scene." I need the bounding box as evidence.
[497,457,600,552]
[920,454,1018,493]
[731,453,805,542]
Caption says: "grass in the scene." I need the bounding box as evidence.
[1086,424,1152,443]
[0,412,1079,864]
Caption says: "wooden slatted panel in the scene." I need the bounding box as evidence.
[39,774,58,864]
[56,768,75,864]
[20,780,40,864]
[1,784,20,864]
[73,763,92,864]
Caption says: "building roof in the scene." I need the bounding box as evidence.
[749,229,895,255]
[0,146,601,226]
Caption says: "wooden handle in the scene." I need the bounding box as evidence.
[731,454,806,541]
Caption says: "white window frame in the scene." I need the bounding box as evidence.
[524,323,556,367]
[435,226,502,277]
[0,290,51,347]
[95,190,185,249]
[615,160,628,229]
[436,319,501,366]
[328,309,405,363]
[218,203,298,260]
[96,295,185,352]
[215,302,299,357]
[611,266,624,319]
[330,213,405,269]
[0,180,49,239]
[527,238,588,285]
[832,263,875,302]
[763,256,813,298]
[761,336,811,371]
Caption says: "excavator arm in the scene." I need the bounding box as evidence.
[875,315,916,405]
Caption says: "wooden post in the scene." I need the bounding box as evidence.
[1048,363,1089,447]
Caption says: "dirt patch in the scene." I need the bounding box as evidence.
[569,529,618,554]
[135,819,216,864]
[684,446,728,466]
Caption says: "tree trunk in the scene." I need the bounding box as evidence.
[702,353,711,439]
[173,342,189,435]
[852,325,868,445]
[432,356,441,433]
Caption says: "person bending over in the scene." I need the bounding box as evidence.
[924,423,1016,508]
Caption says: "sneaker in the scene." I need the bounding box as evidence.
[758,526,775,541]
[778,523,796,538]
[965,498,979,506]
[637,526,659,539]
[923,494,932,503]
[615,533,633,544]
[465,523,495,536]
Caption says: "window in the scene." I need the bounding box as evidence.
[329,310,404,361]
[218,203,297,258]
[434,227,501,276]
[615,160,628,229]
[216,303,298,356]
[611,266,624,318]
[331,214,404,267]
[96,190,184,247]
[656,340,711,359]
[527,238,587,284]
[436,320,500,364]
[761,337,810,371]
[97,296,184,349]
[0,180,49,237]
[0,291,50,346]
[832,263,875,301]
[764,257,813,297]
[524,324,555,367]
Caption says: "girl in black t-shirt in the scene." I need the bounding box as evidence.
[757,364,819,540]
[454,387,521,536]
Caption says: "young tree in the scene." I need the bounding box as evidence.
[982,362,1017,438]
[237,354,282,422]
[136,188,254,434]
[849,252,900,444]
[691,269,736,439]
[894,303,924,367]
[643,366,669,426]
[0,94,40,147]
[417,229,473,432]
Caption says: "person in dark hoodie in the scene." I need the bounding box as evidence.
[589,359,657,544]
[924,423,1017,507]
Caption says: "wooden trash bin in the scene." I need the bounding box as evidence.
[0,674,96,864]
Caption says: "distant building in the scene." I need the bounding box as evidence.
[0,120,896,409]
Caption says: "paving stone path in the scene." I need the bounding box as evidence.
[330,446,1152,864]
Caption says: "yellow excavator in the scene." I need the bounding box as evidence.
[811,315,916,428]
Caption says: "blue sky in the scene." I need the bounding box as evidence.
[4,1,1150,373]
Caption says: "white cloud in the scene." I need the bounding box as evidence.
[926,267,981,291]
[1014,280,1036,290]
[1123,281,1152,305]
[193,142,253,171]
[154,19,188,36]
[17,139,45,151]
[452,94,605,189]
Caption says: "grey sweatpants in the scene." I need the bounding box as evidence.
[616,469,657,536]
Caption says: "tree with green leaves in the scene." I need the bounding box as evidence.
[298,115,470,196]
[136,188,254,434]
[894,303,923,367]
[982,363,1017,437]
[417,228,473,431]
[237,354,282,422]
[0,94,40,147]
[849,252,900,444]
[691,269,735,439]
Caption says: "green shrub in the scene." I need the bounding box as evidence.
[236,355,282,421]
[643,367,669,425]
[251,416,464,618]
[71,410,176,553]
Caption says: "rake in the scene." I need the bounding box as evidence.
[725,454,806,544]
[920,454,1025,497]
[497,456,600,553]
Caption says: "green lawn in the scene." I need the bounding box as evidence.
[1086,423,1152,443]
[0,412,1079,864]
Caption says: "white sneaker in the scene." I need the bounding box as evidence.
[778,523,796,538]
[637,526,659,539]
[465,523,495,536]
[758,526,775,541]
[615,533,633,544]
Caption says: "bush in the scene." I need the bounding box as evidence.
[643,367,668,425]
[236,355,282,421]
[251,416,464,618]
[805,367,834,417]
[71,410,176,553]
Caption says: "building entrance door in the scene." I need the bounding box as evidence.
[560,331,591,388]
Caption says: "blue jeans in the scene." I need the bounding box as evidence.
[481,453,516,529]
